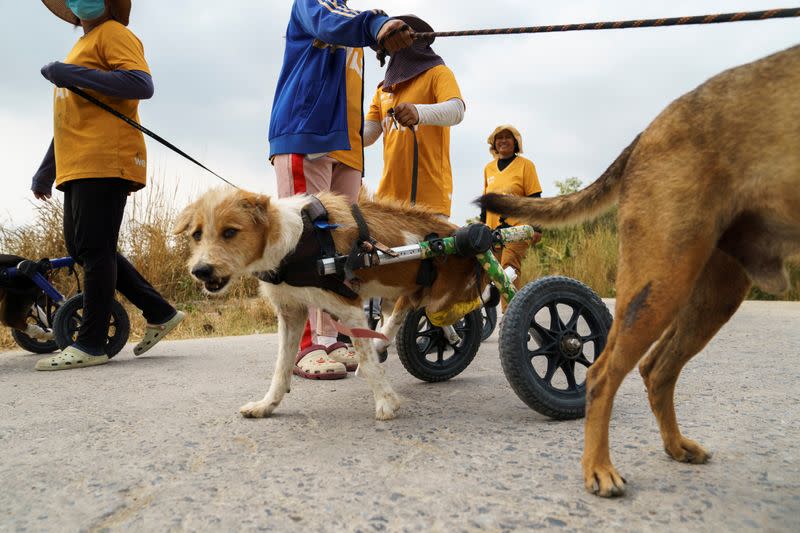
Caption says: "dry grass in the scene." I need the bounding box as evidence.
[1,183,797,353]
[0,182,276,352]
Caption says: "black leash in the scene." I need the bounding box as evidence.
[387,108,419,205]
[411,8,800,40]
[67,86,239,189]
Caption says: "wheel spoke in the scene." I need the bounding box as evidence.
[547,303,564,333]
[542,355,559,385]
[581,332,603,343]
[561,360,578,390]
[530,321,557,344]
[564,305,585,332]
[576,353,593,367]
[528,340,559,358]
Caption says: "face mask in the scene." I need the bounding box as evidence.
[66,0,106,21]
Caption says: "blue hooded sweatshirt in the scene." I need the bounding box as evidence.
[268,0,389,158]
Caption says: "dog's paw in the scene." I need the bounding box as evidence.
[239,400,276,419]
[583,462,627,498]
[664,437,712,464]
[374,392,402,421]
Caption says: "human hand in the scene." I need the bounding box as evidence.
[376,19,413,53]
[41,61,70,87]
[33,190,52,201]
[392,103,419,127]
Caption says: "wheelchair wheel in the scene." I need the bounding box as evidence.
[396,307,482,382]
[499,276,612,420]
[480,304,498,341]
[53,293,131,358]
[11,294,59,354]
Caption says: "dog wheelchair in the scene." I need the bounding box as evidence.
[0,255,130,356]
[321,224,612,420]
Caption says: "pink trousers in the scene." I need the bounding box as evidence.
[273,154,361,344]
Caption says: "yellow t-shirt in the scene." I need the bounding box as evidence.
[329,47,364,172]
[53,20,150,191]
[367,65,462,217]
[483,156,542,229]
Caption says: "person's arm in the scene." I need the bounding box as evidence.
[415,98,465,127]
[31,140,56,199]
[363,120,383,147]
[293,0,409,49]
[41,62,154,99]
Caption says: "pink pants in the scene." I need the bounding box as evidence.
[273,154,361,345]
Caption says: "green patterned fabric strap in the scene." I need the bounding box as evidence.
[496,225,536,245]
[419,236,459,259]
[477,250,516,302]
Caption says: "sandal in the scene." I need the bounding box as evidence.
[293,344,346,380]
[134,310,186,356]
[326,342,359,372]
[35,345,108,371]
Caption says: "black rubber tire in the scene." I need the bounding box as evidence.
[480,304,498,341]
[499,276,612,420]
[53,293,131,358]
[396,307,482,382]
[11,295,59,354]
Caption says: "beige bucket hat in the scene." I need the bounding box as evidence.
[487,125,524,158]
[41,0,131,26]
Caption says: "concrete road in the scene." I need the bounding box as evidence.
[1,301,798,532]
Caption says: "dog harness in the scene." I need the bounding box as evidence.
[256,197,359,300]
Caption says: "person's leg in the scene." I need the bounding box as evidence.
[272,155,346,378]
[499,241,530,312]
[115,254,175,325]
[70,179,129,355]
[36,179,124,370]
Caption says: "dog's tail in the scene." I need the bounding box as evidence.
[477,134,641,228]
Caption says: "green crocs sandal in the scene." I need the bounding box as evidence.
[35,345,109,371]
[134,310,186,356]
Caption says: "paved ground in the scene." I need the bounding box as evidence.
[1,300,798,532]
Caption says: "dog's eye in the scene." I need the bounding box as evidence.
[191,230,202,242]
[222,228,239,240]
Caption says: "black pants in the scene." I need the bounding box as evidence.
[63,178,175,355]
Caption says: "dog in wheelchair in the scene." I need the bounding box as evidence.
[174,188,488,421]
[0,254,55,344]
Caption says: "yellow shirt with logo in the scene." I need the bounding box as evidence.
[329,47,364,172]
[53,20,149,191]
[483,156,542,229]
[367,65,462,217]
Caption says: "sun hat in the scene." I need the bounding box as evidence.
[487,125,524,158]
[41,0,131,26]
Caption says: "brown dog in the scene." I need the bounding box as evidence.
[0,254,53,342]
[479,44,800,497]
[174,188,484,420]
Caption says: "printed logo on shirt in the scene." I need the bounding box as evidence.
[134,153,146,167]
[487,175,496,185]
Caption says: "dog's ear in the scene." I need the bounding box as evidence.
[172,202,197,235]
[236,191,271,226]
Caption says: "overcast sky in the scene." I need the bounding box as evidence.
[0,1,797,227]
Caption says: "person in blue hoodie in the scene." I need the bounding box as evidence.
[268,0,413,380]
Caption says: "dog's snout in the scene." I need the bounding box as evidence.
[192,263,215,281]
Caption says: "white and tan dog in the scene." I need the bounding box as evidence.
[174,188,484,420]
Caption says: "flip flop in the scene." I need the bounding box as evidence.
[134,310,186,356]
[293,344,346,380]
[326,342,359,372]
[35,345,108,371]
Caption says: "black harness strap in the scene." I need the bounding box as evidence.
[345,204,373,280]
[410,127,419,205]
[257,197,358,300]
